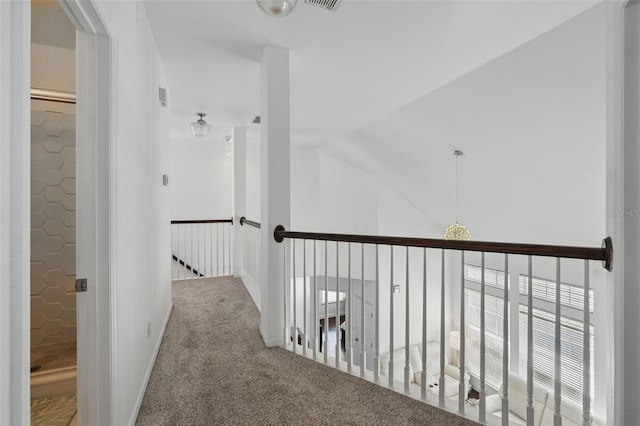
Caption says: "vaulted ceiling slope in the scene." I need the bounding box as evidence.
[144,0,601,143]
[326,4,606,246]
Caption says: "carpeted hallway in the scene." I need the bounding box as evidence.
[136,277,478,425]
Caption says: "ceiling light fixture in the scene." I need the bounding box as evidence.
[190,113,212,138]
[256,0,297,18]
[444,150,471,241]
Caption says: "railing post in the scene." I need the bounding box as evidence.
[233,126,246,279]
[259,45,290,347]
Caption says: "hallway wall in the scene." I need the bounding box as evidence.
[91,2,172,424]
[169,136,233,220]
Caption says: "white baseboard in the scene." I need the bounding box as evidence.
[128,303,173,426]
[260,326,283,348]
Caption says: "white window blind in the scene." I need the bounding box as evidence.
[519,306,594,406]
[463,264,595,407]
[465,288,505,390]
[519,275,594,314]
[464,264,507,390]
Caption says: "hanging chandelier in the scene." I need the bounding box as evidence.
[444,150,471,241]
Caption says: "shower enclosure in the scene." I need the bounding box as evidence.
[30,92,77,400]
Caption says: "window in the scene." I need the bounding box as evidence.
[465,288,506,389]
[464,264,507,390]
[463,265,595,408]
[519,275,594,406]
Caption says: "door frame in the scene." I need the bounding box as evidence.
[58,1,115,424]
[1,0,115,424]
[0,2,31,424]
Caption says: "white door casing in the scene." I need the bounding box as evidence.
[52,1,115,424]
[0,1,31,424]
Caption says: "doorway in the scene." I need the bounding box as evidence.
[30,2,78,424]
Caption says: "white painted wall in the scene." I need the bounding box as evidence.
[246,129,260,221]
[169,136,233,220]
[317,152,378,235]
[88,2,172,424]
[31,43,75,93]
[291,146,319,231]
[334,5,606,248]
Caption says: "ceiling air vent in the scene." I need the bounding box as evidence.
[251,115,261,124]
[304,0,342,12]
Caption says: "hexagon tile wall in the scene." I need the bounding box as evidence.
[31,110,76,347]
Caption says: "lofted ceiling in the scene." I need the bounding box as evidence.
[144,0,600,144]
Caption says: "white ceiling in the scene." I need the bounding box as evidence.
[144,0,600,144]
[325,2,607,244]
[32,0,76,51]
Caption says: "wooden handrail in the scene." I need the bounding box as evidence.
[239,217,261,229]
[273,225,613,271]
[171,218,233,224]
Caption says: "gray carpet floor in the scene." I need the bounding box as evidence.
[136,277,479,425]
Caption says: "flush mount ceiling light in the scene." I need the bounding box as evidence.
[256,0,297,17]
[256,0,342,18]
[190,113,212,138]
[444,150,472,241]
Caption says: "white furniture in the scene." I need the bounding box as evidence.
[379,341,470,400]
[485,373,604,426]
[318,290,346,319]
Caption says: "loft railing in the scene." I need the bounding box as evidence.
[170,218,233,279]
[274,225,612,426]
[240,216,261,229]
[239,217,261,307]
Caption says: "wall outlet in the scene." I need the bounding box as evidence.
[147,321,151,339]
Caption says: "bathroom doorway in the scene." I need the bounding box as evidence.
[30,2,77,424]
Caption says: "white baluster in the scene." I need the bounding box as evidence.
[480,252,486,423]
[374,244,380,383]
[190,224,194,278]
[283,239,288,346]
[347,242,352,373]
[583,260,590,426]
[502,254,509,426]
[216,224,220,276]
[389,246,395,388]
[336,242,340,368]
[313,240,318,361]
[439,250,445,407]
[293,239,297,354]
[554,258,561,426]
[182,224,186,280]
[527,255,534,426]
[361,243,366,378]
[211,223,213,276]
[204,224,208,277]
[405,246,410,394]
[459,251,466,414]
[421,247,427,401]
[324,241,329,365]
[303,239,307,358]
